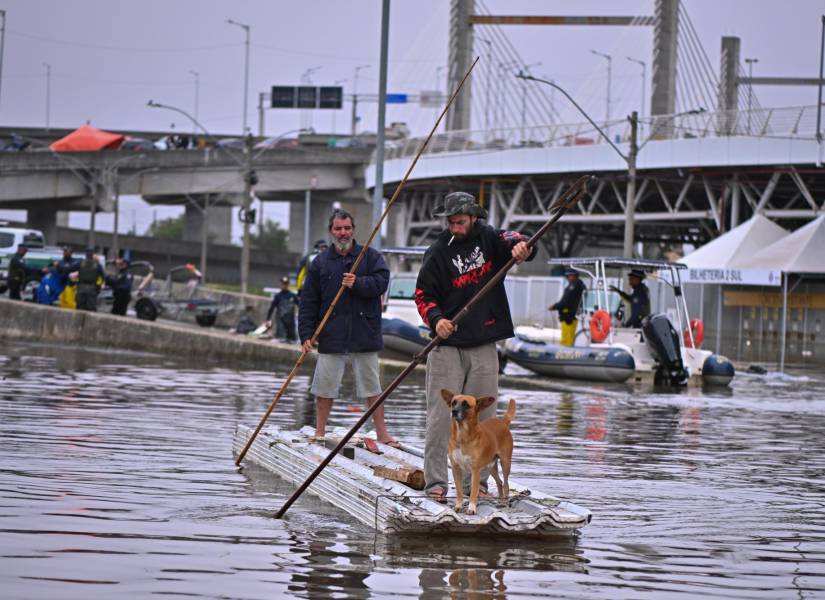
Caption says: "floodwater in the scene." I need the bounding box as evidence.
[1,340,824,599]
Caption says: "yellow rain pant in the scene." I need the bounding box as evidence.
[59,285,77,309]
[560,319,578,347]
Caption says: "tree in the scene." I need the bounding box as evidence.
[147,215,184,240]
[251,219,289,254]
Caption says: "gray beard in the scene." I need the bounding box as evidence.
[334,240,352,253]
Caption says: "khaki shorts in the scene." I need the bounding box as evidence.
[310,352,381,399]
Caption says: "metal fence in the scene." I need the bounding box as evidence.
[377,104,821,163]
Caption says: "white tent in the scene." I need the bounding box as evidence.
[732,215,825,370]
[682,214,789,269]
[732,215,825,273]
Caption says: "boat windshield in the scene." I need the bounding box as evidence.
[581,289,623,315]
[388,276,416,300]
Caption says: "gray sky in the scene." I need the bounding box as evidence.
[1,0,823,239]
[1,0,823,137]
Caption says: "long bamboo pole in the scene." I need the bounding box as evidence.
[235,57,480,467]
[273,175,591,518]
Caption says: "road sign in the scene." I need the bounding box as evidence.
[319,86,343,109]
[297,86,317,109]
[419,90,445,108]
[271,86,297,108]
[386,93,408,104]
[270,85,343,109]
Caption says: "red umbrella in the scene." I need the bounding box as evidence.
[49,125,125,151]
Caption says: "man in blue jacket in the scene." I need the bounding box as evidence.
[298,208,397,445]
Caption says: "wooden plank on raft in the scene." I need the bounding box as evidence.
[372,465,425,490]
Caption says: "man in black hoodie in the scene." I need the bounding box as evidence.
[414,191,533,502]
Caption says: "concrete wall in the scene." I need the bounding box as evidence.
[0,297,315,369]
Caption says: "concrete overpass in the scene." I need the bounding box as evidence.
[0,145,372,253]
[366,105,824,257]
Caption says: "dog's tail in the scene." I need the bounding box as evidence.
[502,399,516,426]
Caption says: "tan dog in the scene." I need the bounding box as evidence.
[442,389,516,515]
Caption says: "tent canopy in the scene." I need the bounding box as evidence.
[734,215,825,274]
[49,125,125,151]
[681,214,789,269]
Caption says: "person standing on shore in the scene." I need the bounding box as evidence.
[414,191,534,502]
[76,248,104,312]
[105,258,133,316]
[7,245,40,300]
[56,246,81,286]
[266,276,298,342]
[298,208,397,446]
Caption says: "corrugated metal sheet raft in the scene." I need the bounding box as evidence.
[233,424,591,537]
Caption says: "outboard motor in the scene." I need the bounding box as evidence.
[642,314,689,386]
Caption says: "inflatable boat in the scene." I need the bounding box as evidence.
[382,317,431,356]
[504,258,735,387]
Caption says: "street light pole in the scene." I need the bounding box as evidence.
[517,72,637,256]
[227,19,251,135]
[332,78,347,133]
[435,65,447,130]
[745,57,758,134]
[817,15,825,167]
[520,61,541,142]
[497,60,518,130]
[300,66,322,131]
[591,50,612,139]
[43,62,51,131]
[240,133,254,295]
[148,100,254,291]
[372,0,390,251]
[351,64,369,135]
[189,70,200,137]
[624,111,639,258]
[0,10,6,105]
[627,56,646,136]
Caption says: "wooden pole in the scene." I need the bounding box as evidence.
[273,175,591,519]
[235,57,480,467]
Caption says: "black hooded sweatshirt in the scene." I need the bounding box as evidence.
[414,221,535,348]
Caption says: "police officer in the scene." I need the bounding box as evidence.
[56,246,81,286]
[105,258,133,316]
[550,267,587,346]
[610,269,651,328]
[266,276,298,341]
[8,244,39,300]
[76,248,104,311]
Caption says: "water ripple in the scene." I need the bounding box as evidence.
[1,340,824,598]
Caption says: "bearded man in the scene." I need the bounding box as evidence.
[298,208,398,446]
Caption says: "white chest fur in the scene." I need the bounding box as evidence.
[450,447,474,471]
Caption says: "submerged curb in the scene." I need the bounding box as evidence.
[0,298,629,394]
[0,298,317,370]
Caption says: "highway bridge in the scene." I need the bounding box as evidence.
[367,104,824,258]
[0,144,372,254]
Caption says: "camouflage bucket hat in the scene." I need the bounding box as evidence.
[432,191,488,220]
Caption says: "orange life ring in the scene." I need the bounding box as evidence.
[590,309,611,343]
[683,318,704,348]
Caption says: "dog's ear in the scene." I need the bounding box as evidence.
[441,389,455,406]
[476,396,497,411]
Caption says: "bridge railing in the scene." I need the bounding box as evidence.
[377,105,820,163]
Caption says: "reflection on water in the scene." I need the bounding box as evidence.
[1,340,825,598]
